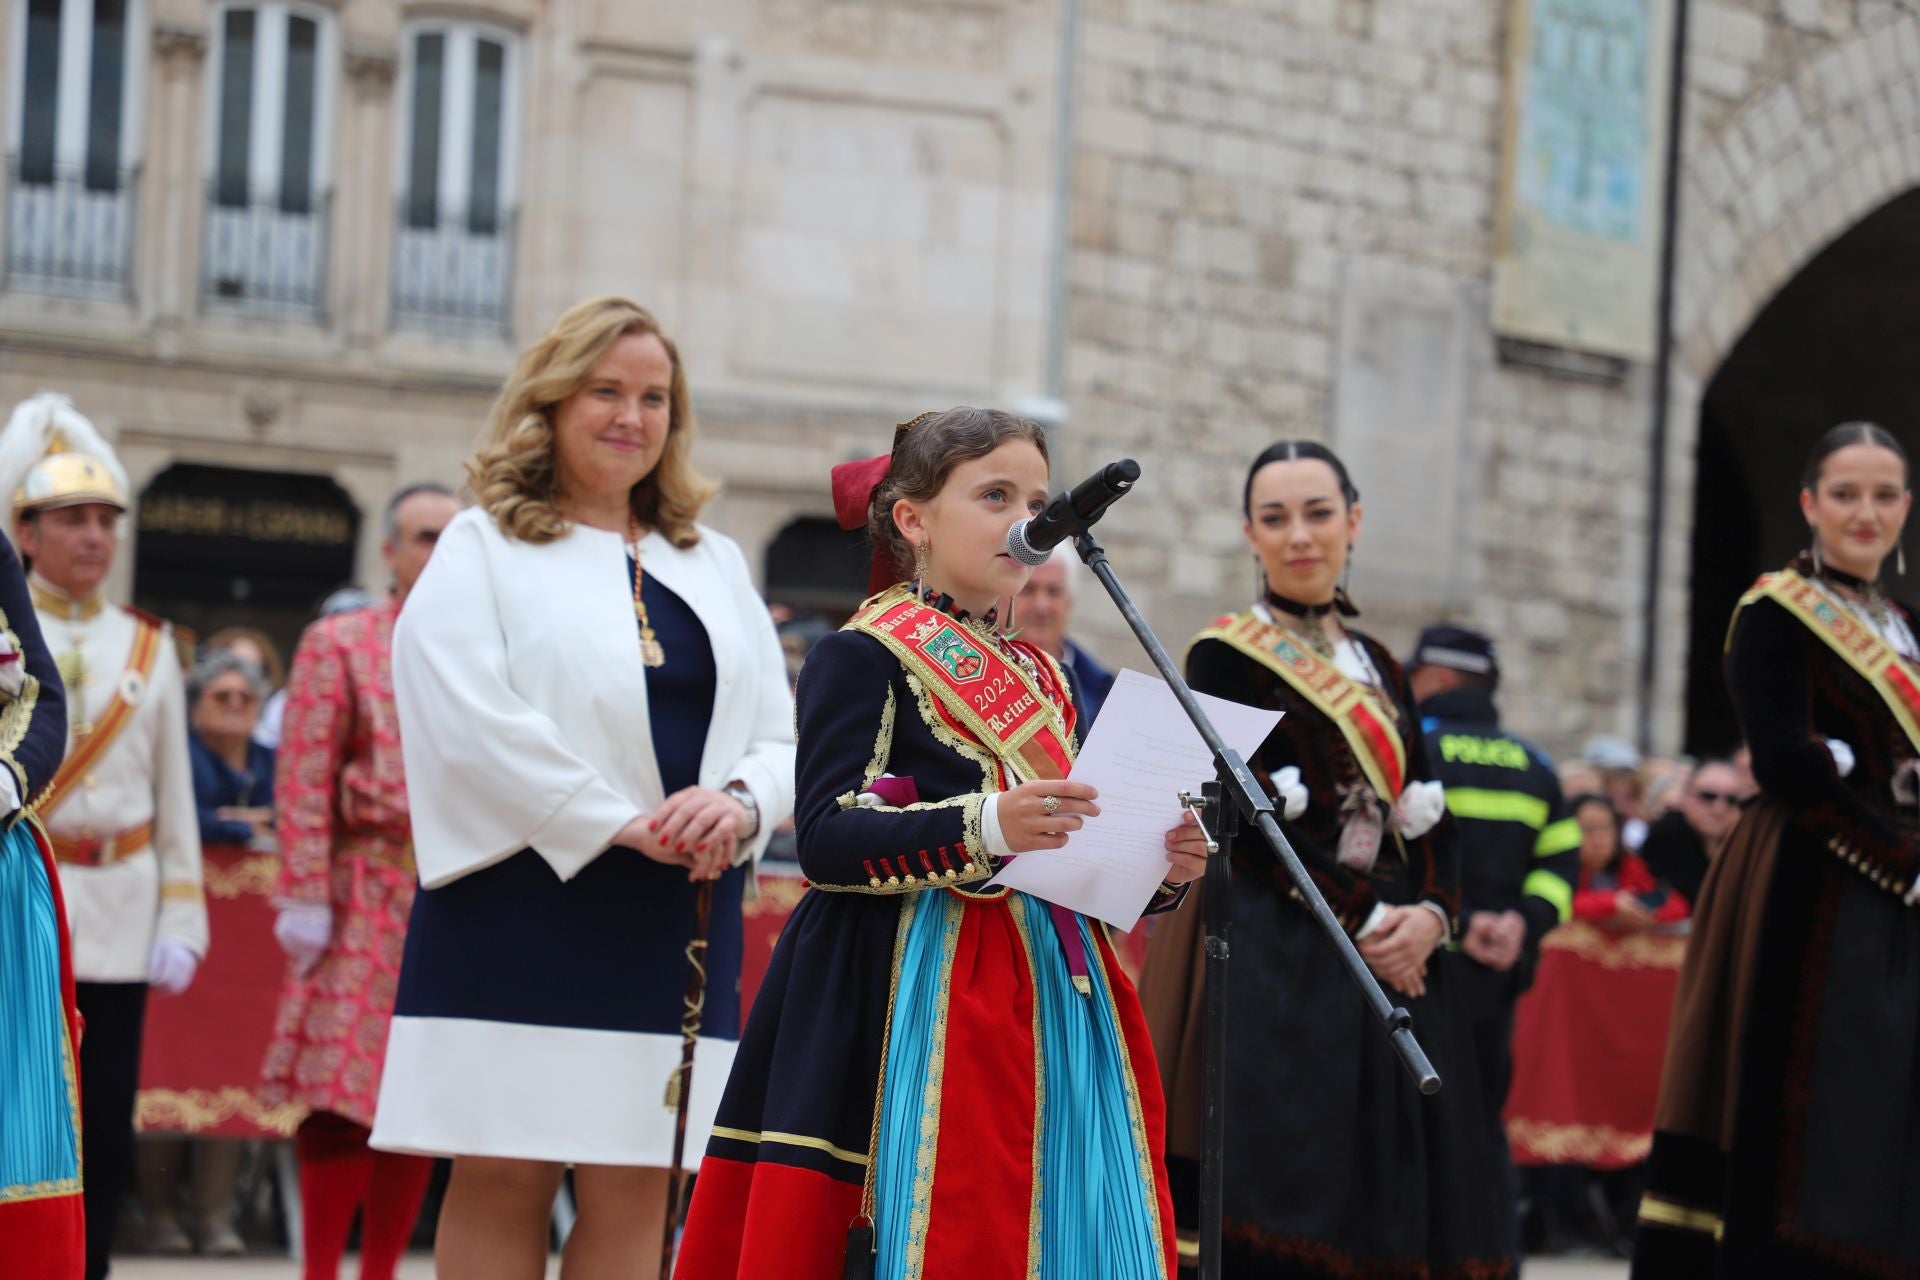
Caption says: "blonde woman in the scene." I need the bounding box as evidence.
[369,297,796,1279]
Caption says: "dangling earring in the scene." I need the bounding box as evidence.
[1899,543,1908,577]
[1810,532,1824,576]
[1254,557,1266,602]
[1340,545,1354,598]
[913,540,930,597]
[1002,592,1019,639]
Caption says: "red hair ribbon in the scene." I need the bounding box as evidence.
[831,453,895,596]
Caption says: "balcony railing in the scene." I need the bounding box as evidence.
[201,187,330,319]
[3,159,139,299]
[392,203,515,337]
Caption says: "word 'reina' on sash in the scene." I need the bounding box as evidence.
[1193,609,1407,806]
[849,587,1075,785]
[33,613,164,819]
[1737,568,1920,756]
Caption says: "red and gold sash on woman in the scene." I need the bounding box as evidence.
[1736,568,1920,754]
[849,586,1076,784]
[1193,608,1406,803]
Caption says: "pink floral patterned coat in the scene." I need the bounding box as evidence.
[259,600,416,1128]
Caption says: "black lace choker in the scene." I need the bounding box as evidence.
[1818,564,1880,593]
[919,586,998,629]
[1265,588,1359,619]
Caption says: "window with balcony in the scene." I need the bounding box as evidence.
[5,0,144,296]
[393,21,517,335]
[202,2,335,316]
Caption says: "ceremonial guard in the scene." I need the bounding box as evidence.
[260,482,458,1280]
[0,524,78,1278]
[676,408,1198,1280]
[1407,624,1578,1265]
[0,393,204,1280]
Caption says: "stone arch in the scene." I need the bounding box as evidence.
[1643,11,1920,751]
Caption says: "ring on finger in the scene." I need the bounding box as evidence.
[1041,795,1062,815]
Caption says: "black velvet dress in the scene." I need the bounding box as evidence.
[1138,617,1510,1279]
[1636,566,1920,1279]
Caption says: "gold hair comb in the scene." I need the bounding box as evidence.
[896,411,939,433]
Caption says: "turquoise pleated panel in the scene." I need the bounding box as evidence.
[873,893,952,1277]
[0,822,81,1198]
[1028,897,1163,1279]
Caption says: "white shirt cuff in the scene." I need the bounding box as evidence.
[1417,900,1453,946]
[0,768,19,817]
[1353,901,1389,940]
[982,793,1014,860]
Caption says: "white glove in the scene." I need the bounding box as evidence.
[1392,780,1448,840]
[1825,738,1855,779]
[273,903,333,974]
[148,939,200,996]
[1273,766,1309,821]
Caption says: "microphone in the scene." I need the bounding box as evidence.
[1006,459,1141,566]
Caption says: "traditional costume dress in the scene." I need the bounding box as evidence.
[259,597,435,1277]
[370,507,794,1165]
[0,394,205,1279]
[1635,559,1920,1278]
[0,530,78,1279]
[675,584,1183,1280]
[1137,599,1510,1279]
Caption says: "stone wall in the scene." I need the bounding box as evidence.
[1062,0,1920,760]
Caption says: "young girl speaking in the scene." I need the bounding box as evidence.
[675,407,1202,1279]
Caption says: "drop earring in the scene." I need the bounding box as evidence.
[1899,543,1909,577]
[1002,592,1019,639]
[913,540,930,597]
[1810,533,1824,576]
[1254,557,1266,601]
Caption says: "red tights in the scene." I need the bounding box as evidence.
[295,1113,434,1280]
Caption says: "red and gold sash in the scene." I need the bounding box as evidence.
[33,613,164,819]
[1192,608,1407,804]
[1735,568,1920,755]
[848,586,1075,784]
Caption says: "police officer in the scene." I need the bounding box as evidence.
[1408,624,1577,1263]
[0,393,205,1279]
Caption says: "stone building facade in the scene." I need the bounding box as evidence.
[0,0,1913,758]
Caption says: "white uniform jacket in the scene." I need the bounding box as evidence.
[393,507,796,890]
[35,581,206,981]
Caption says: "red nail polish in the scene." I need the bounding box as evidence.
[648,820,658,830]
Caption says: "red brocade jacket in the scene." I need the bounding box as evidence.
[259,600,416,1128]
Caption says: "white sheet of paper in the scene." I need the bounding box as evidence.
[987,667,1282,931]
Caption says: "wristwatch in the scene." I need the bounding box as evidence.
[724,782,761,838]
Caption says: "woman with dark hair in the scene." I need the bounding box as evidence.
[676,407,1200,1279]
[1138,440,1509,1278]
[1635,422,1920,1278]
[1570,794,1689,929]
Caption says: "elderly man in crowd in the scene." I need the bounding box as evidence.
[1014,545,1115,727]
[1639,756,1753,904]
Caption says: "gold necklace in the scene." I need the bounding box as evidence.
[629,520,665,668]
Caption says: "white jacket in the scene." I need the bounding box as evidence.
[393,506,796,889]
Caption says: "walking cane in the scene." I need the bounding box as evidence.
[658,878,716,1280]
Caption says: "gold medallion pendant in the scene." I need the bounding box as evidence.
[638,611,667,668]
[630,519,667,668]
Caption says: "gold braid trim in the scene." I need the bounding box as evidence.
[135,1086,305,1136]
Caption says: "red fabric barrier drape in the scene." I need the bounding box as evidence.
[136,845,302,1138]
[1504,920,1685,1171]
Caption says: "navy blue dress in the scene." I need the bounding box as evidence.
[393,569,746,1059]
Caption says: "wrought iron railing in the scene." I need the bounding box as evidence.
[201,187,330,318]
[2,159,139,298]
[391,202,515,337]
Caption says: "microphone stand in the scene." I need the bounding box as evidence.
[1071,524,1440,1280]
